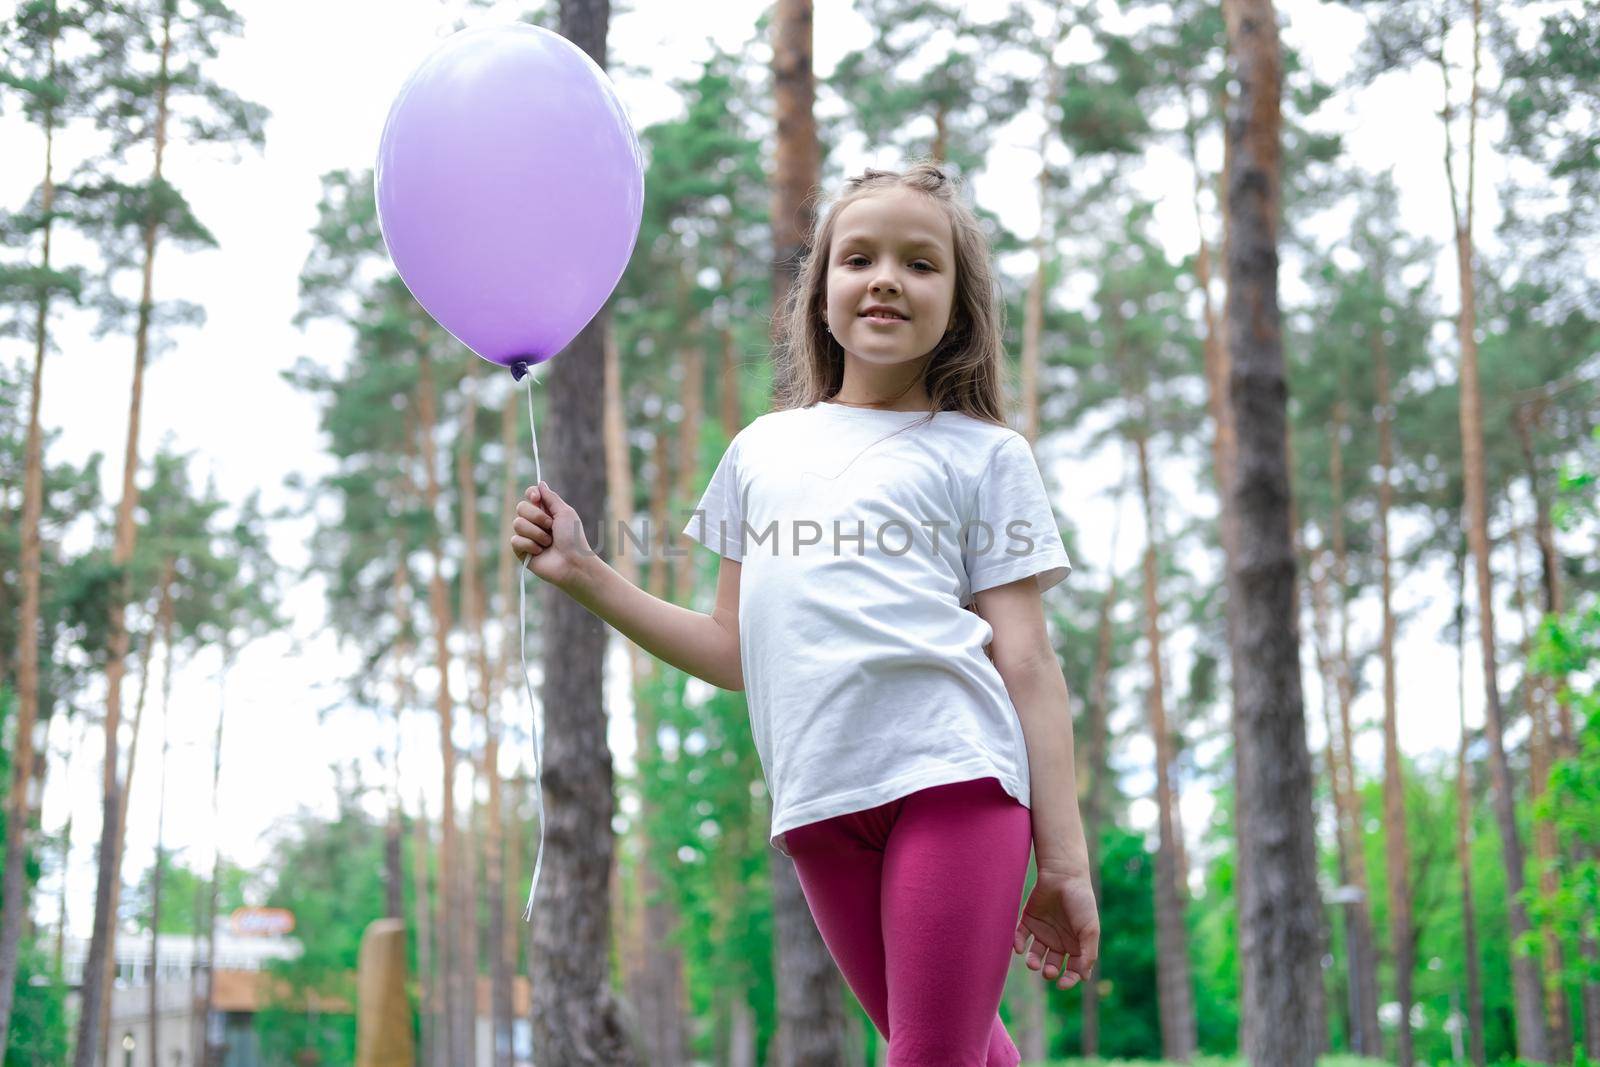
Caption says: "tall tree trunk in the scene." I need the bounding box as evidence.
[1134,427,1197,1063]
[1189,76,1261,1061]
[1514,402,1577,755]
[99,568,174,1050]
[1020,6,1064,448]
[1513,516,1574,1058]
[394,436,439,1067]
[1516,403,1600,1053]
[768,1,850,1063]
[1012,29,1065,1052]
[720,238,745,438]
[486,381,518,1067]
[1080,473,1126,1058]
[1318,403,1382,1062]
[189,858,204,1064]
[769,0,821,362]
[414,343,466,1066]
[75,12,174,1064]
[1221,3,1323,1064]
[198,646,231,1067]
[0,19,60,1057]
[1215,78,1258,1057]
[1373,336,1416,1067]
[455,367,486,1067]
[1307,548,1373,1058]
[1326,402,1381,1057]
[521,6,637,1062]
[606,322,691,1064]
[54,808,70,978]
[1453,542,1487,1067]
[674,337,705,579]
[384,557,407,926]
[461,796,480,1062]
[412,794,437,1067]
[1439,4,1548,1057]
[147,593,177,1067]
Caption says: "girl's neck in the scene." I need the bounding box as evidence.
[830,360,932,411]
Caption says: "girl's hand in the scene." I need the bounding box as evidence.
[1013,867,1100,991]
[510,481,593,592]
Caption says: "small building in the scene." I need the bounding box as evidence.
[63,917,535,1066]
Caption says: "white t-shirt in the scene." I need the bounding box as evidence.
[680,400,1072,857]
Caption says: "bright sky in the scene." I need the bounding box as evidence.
[0,0,1553,935]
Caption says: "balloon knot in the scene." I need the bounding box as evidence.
[509,359,530,382]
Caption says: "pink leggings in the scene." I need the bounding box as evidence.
[784,776,1033,1067]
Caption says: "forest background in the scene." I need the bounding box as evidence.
[1,0,1597,1064]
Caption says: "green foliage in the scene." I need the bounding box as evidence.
[1500,0,1600,311]
[0,683,69,1067]
[631,645,780,1064]
[252,765,397,1067]
[1,942,67,1067]
[1527,456,1600,995]
[1038,823,1162,1059]
[824,0,1030,179]
[123,854,248,936]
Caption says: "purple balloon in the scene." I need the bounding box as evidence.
[375,24,644,369]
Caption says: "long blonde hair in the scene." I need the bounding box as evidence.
[771,160,1010,429]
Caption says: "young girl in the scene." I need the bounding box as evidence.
[510,161,1099,1065]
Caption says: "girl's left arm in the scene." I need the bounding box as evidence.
[974,576,1090,876]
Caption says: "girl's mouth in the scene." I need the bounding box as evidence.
[863,314,908,325]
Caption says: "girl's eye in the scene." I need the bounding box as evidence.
[843,255,935,271]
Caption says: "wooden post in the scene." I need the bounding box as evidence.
[357,918,416,1067]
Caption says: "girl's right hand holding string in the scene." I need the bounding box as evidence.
[511,481,593,592]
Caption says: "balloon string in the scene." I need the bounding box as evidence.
[520,370,545,925]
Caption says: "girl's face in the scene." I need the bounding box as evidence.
[824,188,958,368]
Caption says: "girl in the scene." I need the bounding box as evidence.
[510,161,1099,1066]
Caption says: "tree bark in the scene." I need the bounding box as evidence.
[1325,402,1382,1058]
[674,330,705,582]
[455,366,487,1067]
[605,319,692,1064]
[486,379,520,1067]
[415,342,467,1067]
[769,0,821,366]
[1453,542,1487,1067]
[386,555,409,925]
[1020,11,1064,448]
[720,239,745,438]
[1134,427,1197,1063]
[1515,402,1600,1057]
[1374,332,1416,1067]
[767,2,850,1063]
[145,586,176,1067]
[1438,3,1548,1057]
[99,566,174,1050]
[1307,548,1375,1058]
[1220,3,1324,1064]
[1513,515,1575,1059]
[0,19,60,1057]
[518,6,639,1062]
[75,10,173,1064]
[1080,474,1126,1058]
[198,645,232,1067]
[411,794,437,1067]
